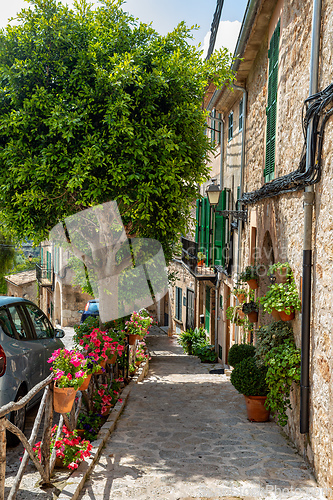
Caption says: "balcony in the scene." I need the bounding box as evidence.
[36,264,54,287]
[180,237,216,281]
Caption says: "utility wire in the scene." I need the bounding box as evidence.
[240,83,333,205]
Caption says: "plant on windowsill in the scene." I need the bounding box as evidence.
[239,265,259,289]
[259,270,301,321]
[197,252,206,267]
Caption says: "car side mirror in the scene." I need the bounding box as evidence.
[55,328,65,338]
[78,310,84,314]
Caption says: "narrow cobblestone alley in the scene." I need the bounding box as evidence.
[78,329,325,500]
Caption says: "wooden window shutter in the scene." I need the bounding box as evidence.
[204,197,211,264]
[195,199,201,245]
[264,20,280,183]
[214,189,227,266]
[211,109,216,145]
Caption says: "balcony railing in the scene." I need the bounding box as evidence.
[35,264,53,287]
[180,237,216,280]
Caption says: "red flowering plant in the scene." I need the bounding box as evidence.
[78,328,125,365]
[48,348,89,389]
[135,344,149,364]
[93,378,124,415]
[33,425,92,470]
[125,311,153,337]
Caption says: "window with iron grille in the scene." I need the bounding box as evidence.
[228,112,233,141]
[264,20,280,183]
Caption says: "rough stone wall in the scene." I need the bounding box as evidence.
[240,0,333,493]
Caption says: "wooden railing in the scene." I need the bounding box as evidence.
[0,338,138,500]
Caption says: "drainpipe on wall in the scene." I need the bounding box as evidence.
[300,0,322,435]
[233,84,247,343]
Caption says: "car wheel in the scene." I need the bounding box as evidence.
[7,387,27,447]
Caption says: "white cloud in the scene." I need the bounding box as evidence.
[202,20,242,58]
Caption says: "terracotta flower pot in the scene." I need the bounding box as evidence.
[128,334,141,345]
[238,310,245,319]
[247,279,258,290]
[197,260,204,267]
[107,354,117,364]
[101,404,113,416]
[271,308,281,321]
[79,373,92,391]
[55,456,67,468]
[247,311,258,323]
[76,429,85,438]
[244,395,270,422]
[279,309,295,321]
[53,384,77,414]
[236,292,246,303]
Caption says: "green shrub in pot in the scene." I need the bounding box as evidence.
[227,343,255,368]
[230,357,268,396]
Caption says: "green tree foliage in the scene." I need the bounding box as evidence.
[0,235,15,293]
[0,0,235,260]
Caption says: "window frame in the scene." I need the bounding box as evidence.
[239,99,243,131]
[228,112,233,142]
[175,286,183,322]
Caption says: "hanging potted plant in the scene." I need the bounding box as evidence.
[230,356,270,422]
[197,252,206,267]
[259,277,301,321]
[125,310,154,345]
[242,301,259,323]
[48,349,88,413]
[239,265,259,290]
[226,305,245,326]
[268,262,292,284]
[232,287,248,304]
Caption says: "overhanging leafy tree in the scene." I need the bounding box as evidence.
[0,0,234,261]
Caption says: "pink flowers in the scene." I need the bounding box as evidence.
[125,311,153,337]
[48,348,89,390]
[33,425,92,470]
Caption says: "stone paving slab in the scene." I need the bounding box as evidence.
[76,331,327,500]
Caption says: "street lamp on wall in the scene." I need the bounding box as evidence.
[205,180,248,223]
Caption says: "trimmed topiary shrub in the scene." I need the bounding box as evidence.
[227,343,255,368]
[230,357,268,396]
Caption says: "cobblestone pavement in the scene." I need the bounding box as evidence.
[78,328,326,500]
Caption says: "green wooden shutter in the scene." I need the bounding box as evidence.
[204,197,211,264]
[195,199,201,245]
[214,189,226,266]
[211,109,215,145]
[217,112,222,144]
[46,251,51,281]
[264,20,280,183]
[200,197,206,253]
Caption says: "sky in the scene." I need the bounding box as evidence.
[0,0,248,56]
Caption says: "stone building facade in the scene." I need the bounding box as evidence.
[170,0,333,493]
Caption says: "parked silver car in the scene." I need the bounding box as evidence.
[0,297,65,446]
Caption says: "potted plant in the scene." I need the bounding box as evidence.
[77,412,102,441]
[239,265,259,289]
[268,262,292,284]
[78,328,125,365]
[242,301,259,323]
[48,348,89,413]
[230,357,270,422]
[231,287,248,303]
[93,378,123,416]
[226,305,245,326]
[259,278,301,321]
[197,251,206,267]
[125,310,153,345]
[33,425,92,470]
[227,343,255,367]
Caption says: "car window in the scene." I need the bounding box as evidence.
[24,304,54,339]
[7,305,31,340]
[0,307,18,339]
[88,303,99,313]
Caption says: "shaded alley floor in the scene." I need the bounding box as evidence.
[78,329,325,500]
